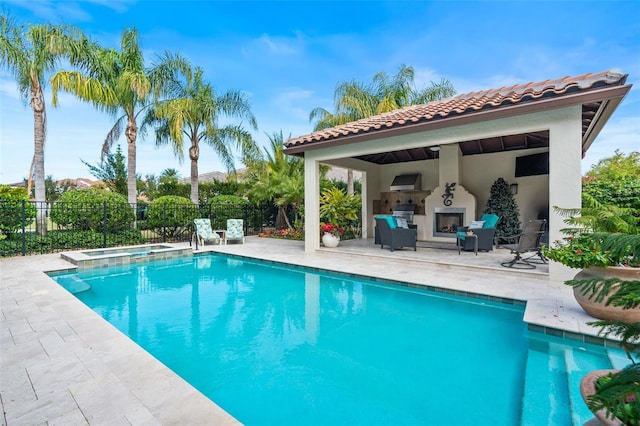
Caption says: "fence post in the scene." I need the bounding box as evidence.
[103,201,107,248]
[162,202,167,243]
[21,200,26,256]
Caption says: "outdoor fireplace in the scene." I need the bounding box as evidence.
[433,207,465,238]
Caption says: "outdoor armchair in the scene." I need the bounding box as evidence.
[500,219,547,269]
[193,219,222,246]
[456,214,499,252]
[226,219,245,244]
[375,216,417,252]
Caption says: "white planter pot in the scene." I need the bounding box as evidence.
[322,233,340,248]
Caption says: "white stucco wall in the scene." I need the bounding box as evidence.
[461,148,550,222]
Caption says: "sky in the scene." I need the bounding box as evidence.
[1,0,639,185]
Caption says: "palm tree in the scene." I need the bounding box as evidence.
[50,28,184,208]
[0,16,86,235]
[309,64,455,193]
[310,64,455,128]
[143,57,258,204]
[245,131,304,230]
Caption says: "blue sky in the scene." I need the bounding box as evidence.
[1,0,639,184]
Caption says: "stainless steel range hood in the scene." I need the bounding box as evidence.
[390,173,421,191]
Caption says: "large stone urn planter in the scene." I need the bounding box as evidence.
[580,369,624,426]
[572,266,640,323]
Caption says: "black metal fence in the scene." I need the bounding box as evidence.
[0,200,283,257]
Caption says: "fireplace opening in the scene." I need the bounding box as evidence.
[433,207,466,238]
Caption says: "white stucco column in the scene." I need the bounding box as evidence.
[304,155,320,252]
[548,105,583,280]
[360,171,370,239]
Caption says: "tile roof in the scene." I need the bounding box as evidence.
[285,70,628,150]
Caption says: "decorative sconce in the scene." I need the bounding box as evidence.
[510,183,519,195]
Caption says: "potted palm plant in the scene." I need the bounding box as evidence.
[319,187,361,245]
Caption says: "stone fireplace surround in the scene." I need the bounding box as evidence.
[422,144,477,242]
[424,185,477,241]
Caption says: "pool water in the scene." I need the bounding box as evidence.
[49,255,623,425]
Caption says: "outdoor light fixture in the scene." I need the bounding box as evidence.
[430,145,441,152]
[510,183,519,194]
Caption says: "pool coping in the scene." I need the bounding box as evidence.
[0,238,615,424]
[61,244,192,270]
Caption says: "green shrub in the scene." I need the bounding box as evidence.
[50,189,135,232]
[319,187,361,227]
[207,196,250,229]
[583,177,640,210]
[146,196,198,240]
[0,229,146,256]
[0,185,37,239]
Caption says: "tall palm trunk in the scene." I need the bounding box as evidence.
[125,116,137,209]
[31,82,47,236]
[276,205,292,230]
[189,138,199,204]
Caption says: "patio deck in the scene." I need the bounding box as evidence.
[1,236,601,425]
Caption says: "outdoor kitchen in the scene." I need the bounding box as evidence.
[372,173,430,239]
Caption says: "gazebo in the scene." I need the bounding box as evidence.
[283,70,632,278]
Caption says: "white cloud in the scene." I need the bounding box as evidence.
[271,88,315,122]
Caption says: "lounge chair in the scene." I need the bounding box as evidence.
[456,214,499,252]
[375,216,417,252]
[500,219,547,269]
[226,218,245,244]
[193,219,222,246]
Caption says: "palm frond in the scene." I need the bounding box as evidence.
[102,114,127,158]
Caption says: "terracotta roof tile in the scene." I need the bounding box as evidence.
[285,70,628,148]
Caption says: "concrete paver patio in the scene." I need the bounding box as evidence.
[1,237,605,425]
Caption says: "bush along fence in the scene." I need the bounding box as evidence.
[0,200,283,257]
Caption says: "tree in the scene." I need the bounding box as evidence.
[245,131,303,230]
[310,65,455,130]
[585,150,640,181]
[143,57,257,204]
[583,150,640,210]
[157,168,189,198]
[50,28,184,208]
[309,64,455,193]
[484,177,521,243]
[82,144,127,196]
[0,15,86,235]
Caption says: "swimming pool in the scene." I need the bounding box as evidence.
[49,254,624,425]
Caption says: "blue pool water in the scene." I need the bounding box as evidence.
[49,255,622,425]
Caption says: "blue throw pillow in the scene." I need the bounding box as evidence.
[376,215,397,229]
[481,214,499,228]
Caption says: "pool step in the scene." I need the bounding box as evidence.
[520,338,572,426]
[607,348,630,370]
[563,347,612,426]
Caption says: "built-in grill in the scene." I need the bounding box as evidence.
[393,203,416,225]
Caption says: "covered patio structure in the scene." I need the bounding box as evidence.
[284,70,631,279]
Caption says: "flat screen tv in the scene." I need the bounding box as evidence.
[515,152,549,177]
